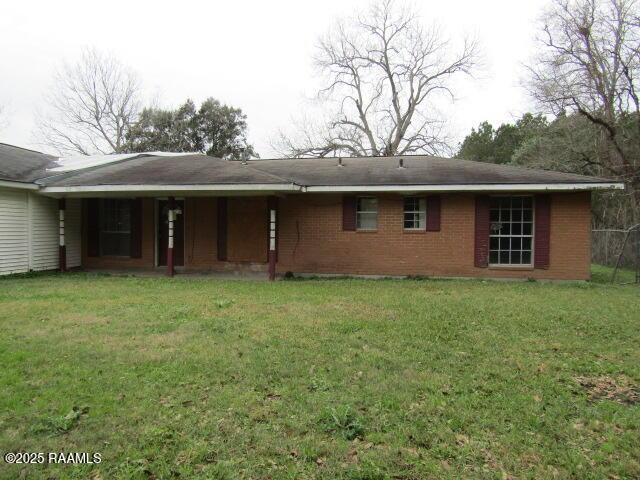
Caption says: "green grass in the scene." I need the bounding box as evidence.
[0,268,638,479]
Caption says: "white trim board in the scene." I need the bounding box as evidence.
[36,181,625,196]
[40,183,301,195]
[302,183,625,192]
[0,179,39,190]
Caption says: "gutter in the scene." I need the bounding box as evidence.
[40,183,303,195]
[303,182,625,192]
[0,179,39,190]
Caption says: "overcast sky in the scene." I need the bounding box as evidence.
[0,0,548,157]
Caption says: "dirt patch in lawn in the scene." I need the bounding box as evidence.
[575,375,640,405]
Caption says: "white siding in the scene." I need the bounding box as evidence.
[29,193,59,271]
[0,188,29,275]
[65,198,82,268]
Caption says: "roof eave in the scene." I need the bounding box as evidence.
[39,183,302,196]
[0,178,40,190]
[303,182,625,192]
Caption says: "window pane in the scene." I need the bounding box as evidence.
[523,222,532,236]
[512,222,522,235]
[511,237,522,250]
[523,209,532,222]
[490,237,499,250]
[510,251,521,264]
[358,197,377,212]
[489,251,499,264]
[490,209,499,222]
[522,238,532,250]
[500,251,510,264]
[523,197,533,208]
[512,209,522,221]
[522,251,531,264]
[357,212,377,230]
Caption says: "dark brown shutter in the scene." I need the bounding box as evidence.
[474,195,490,267]
[217,197,228,261]
[87,198,101,257]
[342,196,357,231]
[129,198,143,258]
[534,194,551,269]
[425,195,441,231]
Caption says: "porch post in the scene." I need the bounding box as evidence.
[58,198,66,272]
[167,196,175,277]
[267,196,278,281]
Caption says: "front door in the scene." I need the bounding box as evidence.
[157,199,185,267]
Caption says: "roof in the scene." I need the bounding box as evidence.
[0,143,58,183]
[49,151,197,172]
[39,154,293,187]
[245,155,613,187]
[37,153,622,193]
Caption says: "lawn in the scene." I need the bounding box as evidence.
[0,270,638,479]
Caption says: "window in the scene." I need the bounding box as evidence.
[101,199,131,256]
[403,197,426,230]
[489,196,533,265]
[356,197,378,230]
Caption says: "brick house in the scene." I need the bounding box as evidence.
[0,145,624,280]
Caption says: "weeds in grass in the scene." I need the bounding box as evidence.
[31,406,88,436]
[320,405,365,440]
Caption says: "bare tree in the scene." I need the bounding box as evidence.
[527,0,640,219]
[36,48,142,155]
[277,0,478,157]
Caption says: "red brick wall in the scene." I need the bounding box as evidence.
[81,192,592,280]
[276,192,592,280]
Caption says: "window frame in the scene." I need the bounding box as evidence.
[356,196,378,231]
[99,198,132,257]
[403,196,427,231]
[488,195,535,267]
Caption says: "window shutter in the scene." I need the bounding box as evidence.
[425,195,441,231]
[474,195,490,267]
[129,198,143,258]
[342,196,357,231]
[217,197,228,261]
[534,194,551,269]
[86,198,101,257]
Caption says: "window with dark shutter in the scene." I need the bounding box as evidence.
[342,196,357,231]
[534,195,551,269]
[474,195,490,267]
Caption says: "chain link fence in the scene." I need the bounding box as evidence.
[593,229,630,267]
[592,226,640,283]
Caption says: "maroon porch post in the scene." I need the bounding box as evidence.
[167,196,175,277]
[58,198,66,272]
[267,196,278,281]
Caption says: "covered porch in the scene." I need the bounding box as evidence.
[54,194,280,280]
